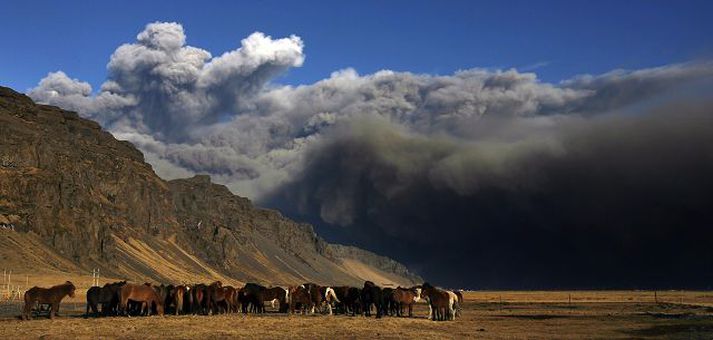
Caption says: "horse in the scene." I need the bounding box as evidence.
[288,285,313,315]
[420,282,454,321]
[241,283,267,313]
[301,283,323,314]
[22,281,76,320]
[171,285,190,315]
[219,286,237,313]
[445,290,462,318]
[119,283,164,316]
[263,287,289,313]
[453,290,464,317]
[191,283,208,315]
[318,286,340,314]
[330,286,350,314]
[392,286,420,317]
[206,281,229,314]
[344,287,363,316]
[361,281,384,318]
[153,284,174,314]
[85,281,126,317]
[382,287,396,316]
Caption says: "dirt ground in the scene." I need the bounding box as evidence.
[1,291,712,339]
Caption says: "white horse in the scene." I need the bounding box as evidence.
[322,287,340,315]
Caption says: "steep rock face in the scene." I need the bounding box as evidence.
[0,87,176,264]
[0,86,422,286]
[168,175,423,285]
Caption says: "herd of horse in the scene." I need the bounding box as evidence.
[21,280,463,321]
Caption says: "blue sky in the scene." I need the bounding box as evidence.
[2,0,712,92]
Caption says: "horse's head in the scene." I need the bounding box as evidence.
[413,287,422,302]
[66,281,76,298]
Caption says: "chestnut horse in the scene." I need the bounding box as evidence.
[301,283,323,314]
[419,282,453,321]
[22,281,76,320]
[220,285,237,313]
[207,281,229,314]
[119,284,164,316]
[288,285,313,314]
[392,286,420,317]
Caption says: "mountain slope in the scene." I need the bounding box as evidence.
[0,86,421,287]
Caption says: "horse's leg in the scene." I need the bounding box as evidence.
[408,303,413,317]
[22,300,32,320]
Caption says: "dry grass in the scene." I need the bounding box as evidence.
[1,291,712,339]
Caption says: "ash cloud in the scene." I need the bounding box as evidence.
[268,99,713,289]
[26,21,713,288]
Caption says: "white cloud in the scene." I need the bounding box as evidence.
[27,21,713,201]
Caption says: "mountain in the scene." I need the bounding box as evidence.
[0,86,421,287]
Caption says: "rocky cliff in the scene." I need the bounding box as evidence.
[0,86,421,286]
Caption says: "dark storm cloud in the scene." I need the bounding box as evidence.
[267,97,713,289]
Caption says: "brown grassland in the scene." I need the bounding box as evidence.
[1,290,713,339]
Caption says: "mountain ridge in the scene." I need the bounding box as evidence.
[0,85,421,287]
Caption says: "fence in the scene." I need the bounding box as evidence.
[1,270,27,301]
[1,268,105,301]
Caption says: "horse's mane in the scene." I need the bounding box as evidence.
[50,281,74,290]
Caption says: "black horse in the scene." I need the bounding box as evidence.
[85,281,126,317]
[361,281,385,318]
[241,283,266,313]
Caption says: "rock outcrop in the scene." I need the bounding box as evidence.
[0,86,421,286]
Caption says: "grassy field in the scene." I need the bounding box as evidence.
[1,291,713,339]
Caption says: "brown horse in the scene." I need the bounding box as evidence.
[206,281,228,314]
[22,281,76,320]
[420,283,453,321]
[288,285,313,314]
[392,286,420,317]
[119,284,164,316]
[220,286,237,313]
[86,281,126,317]
[301,283,323,314]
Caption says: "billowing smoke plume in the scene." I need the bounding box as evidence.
[28,22,713,288]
